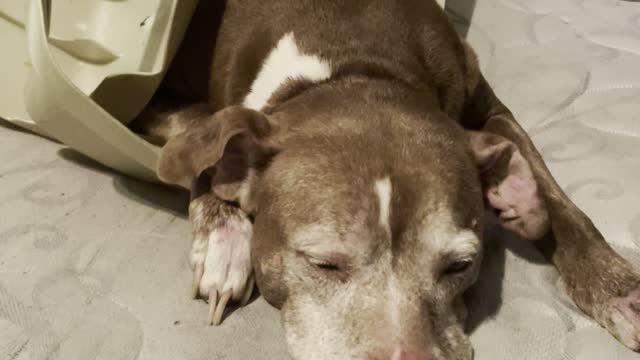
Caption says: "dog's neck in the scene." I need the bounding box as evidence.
[259,75,443,141]
[236,32,442,118]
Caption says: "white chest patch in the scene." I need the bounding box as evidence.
[242,32,331,111]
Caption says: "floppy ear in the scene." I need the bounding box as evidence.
[157,106,277,202]
[468,131,550,240]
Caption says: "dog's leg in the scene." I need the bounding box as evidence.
[189,176,255,325]
[464,74,640,350]
[129,92,212,146]
[132,96,255,324]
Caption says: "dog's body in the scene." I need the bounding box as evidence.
[131,1,640,358]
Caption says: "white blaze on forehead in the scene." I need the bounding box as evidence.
[374,177,392,235]
[376,177,402,332]
[243,32,331,111]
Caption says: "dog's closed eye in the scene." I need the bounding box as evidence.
[307,257,341,272]
[301,253,352,283]
[442,258,473,275]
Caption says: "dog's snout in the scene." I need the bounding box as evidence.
[369,346,433,360]
[391,347,432,360]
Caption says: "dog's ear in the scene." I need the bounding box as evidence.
[157,106,278,202]
[468,131,550,240]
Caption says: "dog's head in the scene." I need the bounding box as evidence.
[157,83,548,360]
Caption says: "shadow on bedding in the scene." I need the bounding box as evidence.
[57,148,189,219]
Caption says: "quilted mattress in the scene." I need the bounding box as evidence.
[1,0,640,359]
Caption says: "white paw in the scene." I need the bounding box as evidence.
[608,288,640,351]
[189,202,254,325]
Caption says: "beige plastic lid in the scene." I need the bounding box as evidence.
[1,0,198,182]
[1,0,445,182]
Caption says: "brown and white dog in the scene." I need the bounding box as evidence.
[130,0,640,359]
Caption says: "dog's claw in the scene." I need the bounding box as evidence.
[207,288,218,325]
[609,288,640,351]
[240,273,255,307]
[212,290,232,326]
[192,264,205,299]
[189,197,253,325]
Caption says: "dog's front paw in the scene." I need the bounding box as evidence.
[608,288,640,351]
[189,197,254,325]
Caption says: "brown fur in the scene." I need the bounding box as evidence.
[130,0,640,357]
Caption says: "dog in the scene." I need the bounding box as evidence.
[130,0,640,358]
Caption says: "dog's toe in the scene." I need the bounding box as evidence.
[209,289,232,325]
[190,214,254,325]
[609,288,640,351]
[191,263,205,298]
